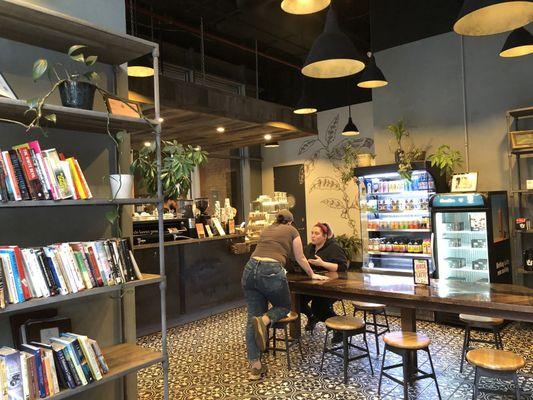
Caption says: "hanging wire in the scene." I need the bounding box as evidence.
[200,17,206,85]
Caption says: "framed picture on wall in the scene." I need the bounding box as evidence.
[0,72,17,100]
[451,172,478,192]
[413,259,430,286]
[105,96,141,118]
[510,130,533,150]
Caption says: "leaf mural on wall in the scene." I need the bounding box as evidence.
[321,198,344,209]
[310,176,342,192]
[298,138,318,155]
[325,114,339,145]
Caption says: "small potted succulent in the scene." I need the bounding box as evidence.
[32,45,99,110]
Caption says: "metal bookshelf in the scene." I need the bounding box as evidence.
[507,106,533,288]
[0,1,168,399]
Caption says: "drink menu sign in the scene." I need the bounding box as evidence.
[413,259,431,286]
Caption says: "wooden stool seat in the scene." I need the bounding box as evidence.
[277,311,299,324]
[325,316,365,331]
[459,314,504,326]
[467,348,525,372]
[352,301,387,310]
[383,331,431,350]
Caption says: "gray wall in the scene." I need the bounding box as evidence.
[0,2,128,400]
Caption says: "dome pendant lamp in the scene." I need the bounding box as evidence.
[500,27,533,57]
[453,0,533,36]
[281,0,331,15]
[302,7,365,79]
[357,52,388,88]
[342,106,359,136]
[265,141,280,148]
[127,55,154,77]
[293,80,317,114]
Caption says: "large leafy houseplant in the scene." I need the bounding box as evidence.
[428,145,463,180]
[387,119,409,163]
[131,140,208,199]
[335,234,362,262]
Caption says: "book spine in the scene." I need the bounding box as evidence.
[88,339,109,374]
[26,354,38,400]
[2,151,21,200]
[27,249,50,298]
[86,245,106,286]
[8,150,31,200]
[20,249,41,299]
[73,159,92,199]
[0,258,5,309]
[66,158,85,199]
[12,247,31,300]
[1,352,23,400]
[60,346,83,387]
[16,147,45,200]
[34,250,59,297]
[94,242,114,285]
[1,250,24,303]
[120,240,135,282]
[39,152,60,200]
[44,350,59,395]
[53,349,76,389]
[60,160,77,200]
[42,150,72,199]
[67,339,93,383]
[83,246,103,287]
[19,354,29,400]
[0,254,17,304]
[109,241,125,284]
[40,350,50,397]
[0,156,8,202]
[29,148,51,200]
[41,251,69,296]
[73,252,94,289]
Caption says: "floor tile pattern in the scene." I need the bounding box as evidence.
[137,303,533,399]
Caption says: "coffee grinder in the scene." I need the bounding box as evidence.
[195,197,211,226]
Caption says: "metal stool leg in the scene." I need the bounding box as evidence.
[461,326,470,373]
[298,336,304,359]
[341,300,347,316]
[472,367,480,400]
[378,346,387,396]
[402,352,409,400]
[273,327,277,356]
[514,373,521,400]
[383,309,390,332]
[493,328,501,350]
[363,331,374,376]
[372,311,380,355]
[320,328,329,372]
[283,325,291,370]
[343,331,349,384]
[427,347,442,400]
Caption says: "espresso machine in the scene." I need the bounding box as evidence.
[195,197,211,225]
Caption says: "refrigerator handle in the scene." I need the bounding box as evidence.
[431,231,436,274]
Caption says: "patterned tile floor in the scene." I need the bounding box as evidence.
[137,304,533,400]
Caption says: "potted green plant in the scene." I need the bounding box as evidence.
[32,45,99,110]
[398,147,426,180]
[428,145,463,184]
[387,119,409,163]
[131,140,208,199]
[335,234,362,266]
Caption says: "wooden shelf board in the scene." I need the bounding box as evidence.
[0,274,162,315]
[0,0,156,65]
[517,268,533,275]
[368,251,432,258]
[508,106,533,118]
[0,198,159,208]
[368,229,431,233]
[42,343,163,400]
[0,98,157,135]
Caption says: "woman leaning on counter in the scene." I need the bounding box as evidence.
[241,210,328,381]
[301,222,349,343]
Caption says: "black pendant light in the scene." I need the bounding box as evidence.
[454,0,533,36]
[265,141,280,148]
[302,7,365,79]
[500,27,533,57]
[281,0,330,14]
[294,79,317,114]
[357,52,388,88]
[127,55,154,77]
[342,106,359,136]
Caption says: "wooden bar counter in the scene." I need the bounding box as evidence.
[134,234,249,336]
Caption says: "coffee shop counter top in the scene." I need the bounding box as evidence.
[134,233,249,336]
[132,233,246,250]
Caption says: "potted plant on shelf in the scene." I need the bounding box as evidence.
[428,144,463,185]
[131,140,208,199]
[335,234,362,268]
[398,147,426,180]
[32,45,99,110]
[387,119,409,163]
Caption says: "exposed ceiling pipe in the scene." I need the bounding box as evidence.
[126,2,302,70]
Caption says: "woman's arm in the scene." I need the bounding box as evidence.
[309,256,339,272]
[293,236,329,280]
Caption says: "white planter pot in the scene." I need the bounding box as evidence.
[109,174,134,199]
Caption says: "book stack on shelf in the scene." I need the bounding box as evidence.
[0,239,142,309]
[0,333,108,399]
[0,140,92,203]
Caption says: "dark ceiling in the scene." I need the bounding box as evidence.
[128,0,464,111]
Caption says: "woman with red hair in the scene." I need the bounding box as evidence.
[301,222,349,343]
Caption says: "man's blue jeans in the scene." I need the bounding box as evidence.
[242,258,292,362]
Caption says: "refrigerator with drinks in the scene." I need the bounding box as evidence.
[356,162,448,275]
[430,191,512,284]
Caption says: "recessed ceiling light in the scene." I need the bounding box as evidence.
[216,127,225,133]
[265,141,280,148]
[158,117,164,123]
[144,141,151,147]
[264,134,273,140]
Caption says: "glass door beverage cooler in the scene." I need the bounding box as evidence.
[430,192,512,284]
[356,162,447,275]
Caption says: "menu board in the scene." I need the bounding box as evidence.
[413,259,430,285]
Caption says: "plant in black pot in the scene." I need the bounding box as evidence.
[32,45,99,111]
[428,144,463,186]
[387,119,410,163]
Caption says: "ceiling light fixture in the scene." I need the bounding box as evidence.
[453,0,533,36]
[265,141,280,148]
[500,27,533,57]
[342,105,359,136]
[357,52,388,89]
[302,7,365,79]
[144,141,151,147]
[127,55,154,77]
[158,117,164,123]
[216,127,225,133]
[281,0,331,15]
[294,80,317,114]
[264,134,273,140]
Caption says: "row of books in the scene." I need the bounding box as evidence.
[0,140,93,202]
[0,239,142,309]
[0,333,108,399]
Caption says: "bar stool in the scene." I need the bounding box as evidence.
[352,301,390,355]
[320,316,373,384]
[459,314,504,373]
[267,311,303,370]
[467,348,525,399]
[378,332,441,400]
